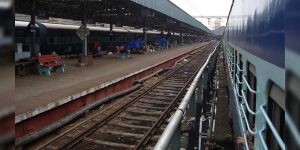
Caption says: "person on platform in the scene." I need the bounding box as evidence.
[94,41,101,57]
[116,45,124,53]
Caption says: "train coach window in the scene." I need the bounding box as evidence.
[286,72,300,150]
[238,54,243,100]
[287,73,300,128]
[267,83,285,150]
[246,63,256,129]
[229,48,234,76]
[234,50,237,83]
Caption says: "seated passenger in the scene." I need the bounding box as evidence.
[125,48,131,57]
[116,45,125,53]
[120,46,125,53]
[94,41,101,53]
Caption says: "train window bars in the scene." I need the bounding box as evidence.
[238,54,243,101]
[225,46,287,150]
[234,49,237,83]
[267,83,285,150]
[246,63,256,130]
[286,72,300,149]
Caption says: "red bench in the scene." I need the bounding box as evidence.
[37,54,65,75]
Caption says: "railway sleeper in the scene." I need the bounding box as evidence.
[118,114,158,123]
[164,79,189,84]
[137,101,167,110]
[125,111,161,119]
[133,103,165,111]
[139,95,175,102]
[167,76,191,80]
[114,118,153,127]
[87,133,138,148]
[96,129,144,139]
[154,86,182,91]
[146,92,178,98]
[159,84,186,88]
[150,89,181,94]
[126,107,163,116]
[162,81,186,86]
[80,138,135,150]
[139,99,171,105]
[108,121,151,130]
[165,78,189,82]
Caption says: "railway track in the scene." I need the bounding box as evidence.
[34,42,217,150]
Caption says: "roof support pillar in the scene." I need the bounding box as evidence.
[171,31,177,47]
[109,17,114,51]
[180,32,183,44]
[143,28,147,46]
[160,30,164,38]
[81,1,88,57]
[167,31,171,41]
[143,18,148,46]
[30,0,36,56]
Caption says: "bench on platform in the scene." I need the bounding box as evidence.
[154,46,167,52]
[93,50,107,57]
[116,52,130,59]
[37,54,65,76]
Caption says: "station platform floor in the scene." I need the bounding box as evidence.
[15,42,208,118]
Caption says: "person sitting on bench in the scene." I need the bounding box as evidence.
[116,45,124,53]
[116,45,130,59]
[93,41,102,57]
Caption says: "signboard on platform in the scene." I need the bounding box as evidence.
[76,25,89,41]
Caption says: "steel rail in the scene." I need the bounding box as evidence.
[153,43,219,150]
[135,46,212,149]
[37,42,213,150]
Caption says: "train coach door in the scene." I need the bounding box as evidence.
[267,83,285,150]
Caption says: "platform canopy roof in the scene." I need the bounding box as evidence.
[130,0,213,35]
[15,0,213,36]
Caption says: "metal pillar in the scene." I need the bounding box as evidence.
[109,17,114,50]
[180,32,183,44]
[160,30,164,38]
[143,28,147,46]
[30,0,36,56]
[167,31,171,40]
[81,1,87,56]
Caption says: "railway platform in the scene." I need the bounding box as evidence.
[15,42,209,138]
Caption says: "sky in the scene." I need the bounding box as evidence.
[170,0,232,30]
